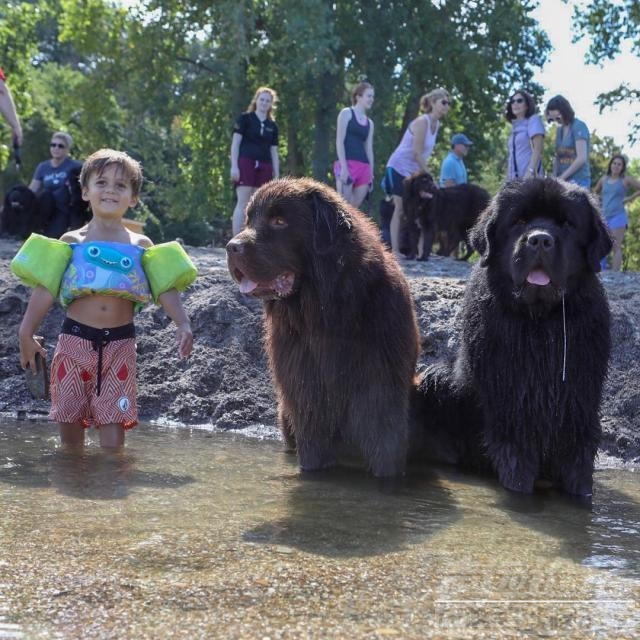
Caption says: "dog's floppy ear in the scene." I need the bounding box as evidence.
[582,191,613,272]
[469,198,497,267]
[403,173,418,200]
[310,190,351,254]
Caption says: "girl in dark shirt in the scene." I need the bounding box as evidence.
[230,87,280,234]
[334,82,375,208]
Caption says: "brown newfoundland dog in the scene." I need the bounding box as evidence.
[402,171,490,260]
[412,178,612,497]
[227,177,420,477]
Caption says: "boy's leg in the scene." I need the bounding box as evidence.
[59,422,85,447]
[99,424,125,449]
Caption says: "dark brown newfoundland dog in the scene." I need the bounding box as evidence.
[411,178,612,497]
[402,171,490,260]
[227,177,421,477]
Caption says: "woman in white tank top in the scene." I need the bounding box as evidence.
[385,88,451,259]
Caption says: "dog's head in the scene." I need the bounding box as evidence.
[470,178,612,306]
[403,171,439,204]
[5,185,36,212]
[226,177,354,300]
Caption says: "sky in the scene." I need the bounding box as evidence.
[531,0,639,157]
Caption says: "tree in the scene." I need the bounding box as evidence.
[572,0,640,144]
[2,0,552,246]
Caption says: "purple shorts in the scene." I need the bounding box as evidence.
[236,157,274,188]
[333,160,373,188]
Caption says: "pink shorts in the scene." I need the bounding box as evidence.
[236,157,274,188]
[49,332,138,429]
[333,160,373,188]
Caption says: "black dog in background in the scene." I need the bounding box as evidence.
[402,171,490,260]
[1,185,38,238]
[412,178,612,497]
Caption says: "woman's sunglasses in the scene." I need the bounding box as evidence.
[50,142,67,148]
[440,99,451,106]
[547,116,563,124]
[510,97,525,104]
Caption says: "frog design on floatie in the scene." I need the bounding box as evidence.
[83,243,134,281]
[58,241,150,306]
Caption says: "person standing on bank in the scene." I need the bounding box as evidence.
[505,89,545,179]
[29,131,83,237]
[594,154,640,271]
[0,67,22,147]
[334,81,375,208]
[545,94,590,188]
[439,133,473,187]
[230,87,280,235]
[384,88,451,258]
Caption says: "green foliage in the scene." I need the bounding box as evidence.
[0,0,560,248]
[621,158,640,271]
[573,0,640,144]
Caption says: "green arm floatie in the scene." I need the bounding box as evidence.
[10,233,72,299]
[142,241,198,303]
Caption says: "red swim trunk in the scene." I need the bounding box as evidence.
[49,326,138,429]
[236,157,274,188]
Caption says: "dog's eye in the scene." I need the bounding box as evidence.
[269,216,288,229]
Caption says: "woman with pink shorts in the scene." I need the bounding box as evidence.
[334,81,375,209]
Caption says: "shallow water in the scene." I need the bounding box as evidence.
[0,419,639,639]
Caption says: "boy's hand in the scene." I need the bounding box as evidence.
[175,322,193,359]
[19,334,47,371]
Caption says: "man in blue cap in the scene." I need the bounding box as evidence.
[439,133,473,187]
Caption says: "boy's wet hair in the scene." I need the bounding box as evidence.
[80,149,143,197]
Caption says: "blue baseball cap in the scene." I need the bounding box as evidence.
[451,133,473,146]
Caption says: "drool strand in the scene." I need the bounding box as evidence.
[561,291,567,383]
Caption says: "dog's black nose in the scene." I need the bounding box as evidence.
[527,230,554,251]
[226,238,245,255]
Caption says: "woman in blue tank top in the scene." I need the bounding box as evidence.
[594,154,640,270]
[334,82,375,208]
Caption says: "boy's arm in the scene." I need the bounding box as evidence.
[157,289,193,359]
[18,286,55,370]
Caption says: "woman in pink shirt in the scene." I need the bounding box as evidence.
[384,88,451,258]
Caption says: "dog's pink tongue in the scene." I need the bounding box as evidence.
[526,269,551,286]
[239,277,258,294]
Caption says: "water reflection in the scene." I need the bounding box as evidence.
[0,433,195,500]
[49,449,195,500]
[244,467,458,557]
[495,479,640,581]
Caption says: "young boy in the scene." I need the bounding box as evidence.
[13,149,196,448]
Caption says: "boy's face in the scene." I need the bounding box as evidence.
[82,165,138,218]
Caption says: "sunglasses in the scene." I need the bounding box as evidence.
[547,116,563,124]
[440,99,451,106]
[50,142,67,148]
[510,97,525,104]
